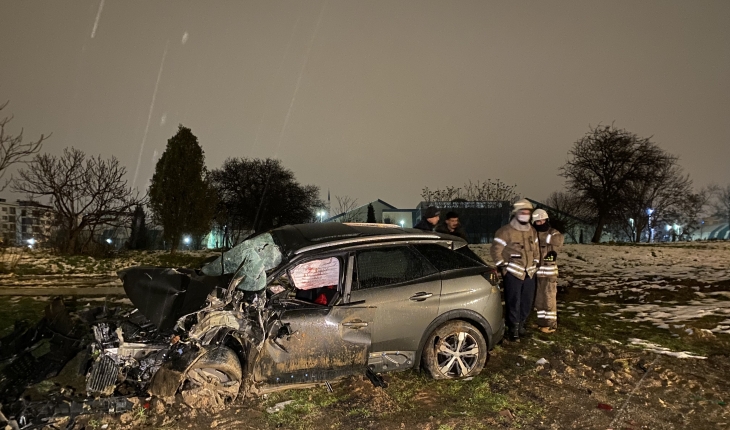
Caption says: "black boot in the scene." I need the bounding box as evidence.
[508,326,520,342]
[518,322,527,337]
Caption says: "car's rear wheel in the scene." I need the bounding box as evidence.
[422,321,487,380]
[180,346,242,408]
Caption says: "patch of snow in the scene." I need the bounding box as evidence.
[628,338,706,359]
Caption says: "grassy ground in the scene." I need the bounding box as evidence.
[2,244,729,429]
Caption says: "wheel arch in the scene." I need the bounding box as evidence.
[414,309,494,369]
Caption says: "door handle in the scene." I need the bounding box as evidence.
[342,320,368,329]
[409,292,433,301]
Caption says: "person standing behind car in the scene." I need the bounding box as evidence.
[490,199,540,342]
[532,209,564,333]
[414,206,440,231]
[435,211,467,241]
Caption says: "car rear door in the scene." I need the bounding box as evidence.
[347,245,441,372]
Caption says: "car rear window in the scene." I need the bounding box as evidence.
[354,246,437,290]
[413,244,485,272]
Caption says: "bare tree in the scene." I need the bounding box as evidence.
[544,191,592,243]
[0,101,49,190]
[421,179,518,204]
[666,189,710,240]
[421,186,461,203]
[616,161,693,242]
[462,179,519,202]
[13,148,144,254]
[333,195,359,222]
[709,183,730,232]
[560,124,673,242]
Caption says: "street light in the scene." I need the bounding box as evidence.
[647,209,654,242]
[105,238,112,244]
[399,220,405,228]
[183,236,191,246]
[700,220,705,239]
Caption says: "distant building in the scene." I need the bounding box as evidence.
[690,216,728,240]
[382,209,419,228]
[416,201,511,244]
[0,199,54,245]
[325,199,402,224]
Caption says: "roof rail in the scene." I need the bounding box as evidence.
[342,222,401,228]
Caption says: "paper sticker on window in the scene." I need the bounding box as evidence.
[290,257,340,291]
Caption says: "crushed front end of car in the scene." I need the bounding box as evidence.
[2,230,378,427]
[84,233,284,406]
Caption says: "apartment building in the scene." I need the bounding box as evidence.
[0,199,54,245]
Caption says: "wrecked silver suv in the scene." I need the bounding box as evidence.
[6,223,504,414]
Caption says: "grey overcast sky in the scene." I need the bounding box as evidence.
[1,0,729,209]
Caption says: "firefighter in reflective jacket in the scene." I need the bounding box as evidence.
[490,199,541,341]
[532,209,564,333]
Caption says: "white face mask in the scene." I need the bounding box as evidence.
[517,214,531,223]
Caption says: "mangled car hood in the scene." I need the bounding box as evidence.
[118,267,222,331]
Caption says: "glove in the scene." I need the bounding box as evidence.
[527,267,538,278]
[544,251,557,262]
[498,265,507,277]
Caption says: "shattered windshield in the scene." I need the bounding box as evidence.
[201,233,282,291]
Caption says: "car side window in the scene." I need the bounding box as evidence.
[413,244,485,272]
[288,257,341,305]
[353,246,437,291]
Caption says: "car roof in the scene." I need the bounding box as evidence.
[270,223,460,257]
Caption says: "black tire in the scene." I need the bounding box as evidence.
[422,320,488,380]
[180,346,242,407]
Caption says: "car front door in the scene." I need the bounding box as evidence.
[253,255,374,385]
[347,245,441,372]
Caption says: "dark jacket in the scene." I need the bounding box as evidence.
[413,218,435,231]
[435,222,467,241]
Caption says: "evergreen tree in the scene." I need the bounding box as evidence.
[148,125,216,253]
[366,203,377,223]
[127,205,148,250]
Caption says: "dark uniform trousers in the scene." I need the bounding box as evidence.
[503,272,536,329]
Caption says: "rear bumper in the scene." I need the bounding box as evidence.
[490,318,505,349]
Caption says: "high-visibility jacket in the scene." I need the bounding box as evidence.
[536,227,564,279]
[490,219,541,280]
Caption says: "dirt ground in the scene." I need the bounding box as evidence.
[2,242,729,429]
